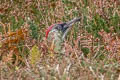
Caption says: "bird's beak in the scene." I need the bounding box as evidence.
[65,17,80,27]
[62,17,80,40]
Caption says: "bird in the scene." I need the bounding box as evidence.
[46,18,80,54]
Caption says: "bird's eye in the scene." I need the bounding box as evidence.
[55,24,63,30]
[58,23,66,29]
[54,23,67,33]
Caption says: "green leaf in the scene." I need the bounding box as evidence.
[29,21,39,40]
[81,47,89,56]
[29,45,40,65]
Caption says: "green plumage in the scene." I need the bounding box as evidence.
[47,29,65,53]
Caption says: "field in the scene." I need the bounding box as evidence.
[0,0,120,80]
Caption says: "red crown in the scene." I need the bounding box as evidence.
[45,24,54,39]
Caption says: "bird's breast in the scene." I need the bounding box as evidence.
[47,29,64,53]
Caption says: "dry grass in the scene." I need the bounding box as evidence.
[0,0,120,80]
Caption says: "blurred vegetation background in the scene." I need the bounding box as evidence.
[0,0,120,80]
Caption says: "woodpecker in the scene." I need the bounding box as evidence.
[46,18,80,53]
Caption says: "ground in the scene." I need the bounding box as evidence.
[0,0,120,80]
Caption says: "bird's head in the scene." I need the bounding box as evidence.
[46,17,80,40]
[45,17,80,53]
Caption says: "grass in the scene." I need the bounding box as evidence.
[0,0,120,80]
